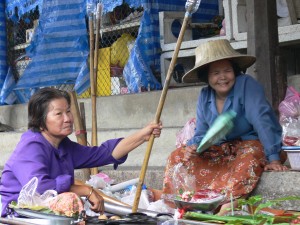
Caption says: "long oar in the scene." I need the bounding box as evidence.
[132,0,201,212]
[90,4,102,175]
[88,12,99,175]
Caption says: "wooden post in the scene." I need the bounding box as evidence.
[69,91,91,181]
[246,0,286,110]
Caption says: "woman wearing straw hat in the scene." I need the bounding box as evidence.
[162,39,288,214]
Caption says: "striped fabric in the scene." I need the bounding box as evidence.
[15,0,89,91]
[0,2,8,92]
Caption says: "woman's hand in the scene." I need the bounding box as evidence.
[142,121,163,141]
[182,145,198,162]
[112,121,162,159]
[264,160,289,171]
[87,188,105,214]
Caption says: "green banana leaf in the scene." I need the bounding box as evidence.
[197,110,237,153]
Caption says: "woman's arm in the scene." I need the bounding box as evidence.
[242,76,288,171]
[70,184,104,213]
[112,121,162,159]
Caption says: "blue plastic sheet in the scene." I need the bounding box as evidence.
[15,0,89,93]
[5,0,43,20]
[122,0,218,93]
[0,2,8,93]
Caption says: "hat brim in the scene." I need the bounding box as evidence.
[182,55,256,83]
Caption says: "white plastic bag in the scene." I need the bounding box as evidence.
[86,172,114,189]
[175,118,196,148]
[120,185,150,209]
[17,177,57,208]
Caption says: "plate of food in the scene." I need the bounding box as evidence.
[174,189,225,212]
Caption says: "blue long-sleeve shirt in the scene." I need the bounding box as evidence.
[187,74,282,162]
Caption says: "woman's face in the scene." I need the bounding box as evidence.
[42,98,74,141]
[208,59,235,98]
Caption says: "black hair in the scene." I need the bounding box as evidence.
[28,87,71,132]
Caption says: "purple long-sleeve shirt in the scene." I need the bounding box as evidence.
[0,130,126,216]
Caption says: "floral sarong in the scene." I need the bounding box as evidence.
[162,140,267,202]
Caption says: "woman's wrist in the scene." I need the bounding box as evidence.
[85,186,94,201]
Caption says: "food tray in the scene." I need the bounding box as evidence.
[9,207,84,225]
[174,195,225,212]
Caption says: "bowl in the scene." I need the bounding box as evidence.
[173,195,225,212]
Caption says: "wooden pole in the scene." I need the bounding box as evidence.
[69,91,91,181]
[246,0,285,110]
[79,102,87,142]
[89,14,98,175]
[69,91,87,146]
[132,4,195,212]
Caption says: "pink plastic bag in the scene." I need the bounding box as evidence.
[279,86,300,121]
[175,118,196,148]
[278,86,300,146]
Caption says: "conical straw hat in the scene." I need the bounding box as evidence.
[182,39,256,83]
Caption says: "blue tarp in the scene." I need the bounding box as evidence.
[0,2,8,93]
[1,0,218,103]
[15,0,89,91]
[5,0,43,20]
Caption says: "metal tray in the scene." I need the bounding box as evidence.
[174,195,225,212]
[10,207,84,225]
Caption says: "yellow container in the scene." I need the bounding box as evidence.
[78,47,111,98]
[97,47,111,96]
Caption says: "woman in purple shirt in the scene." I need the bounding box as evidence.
[162,39,287,215]
[0,87,162,217]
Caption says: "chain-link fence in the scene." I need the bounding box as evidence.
[6,2,143,99]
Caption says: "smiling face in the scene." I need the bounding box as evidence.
[41,97,74,147]
[208,59,235,99]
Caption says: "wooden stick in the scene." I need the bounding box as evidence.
[79,102,87,142]
[69,91,91,181]
[132,9,193,213]
[69,91,87,146]
[89,14,98,175]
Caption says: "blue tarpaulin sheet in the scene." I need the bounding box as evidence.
[0,2,8,93]
[1,0,218,103]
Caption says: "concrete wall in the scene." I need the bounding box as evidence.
[0,86,202,170]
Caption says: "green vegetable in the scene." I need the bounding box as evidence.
[184,211,265,225]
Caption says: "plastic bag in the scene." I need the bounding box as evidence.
[110,33,135,67]
[162,163,196,203]
[17,177,57,208]
[86,172,114,189]
[120,185,151,209]
[279,86,300,121]
[175,118,196,148]
[279,86,300,145]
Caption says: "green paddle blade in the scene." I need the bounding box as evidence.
[197,110,237,153]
